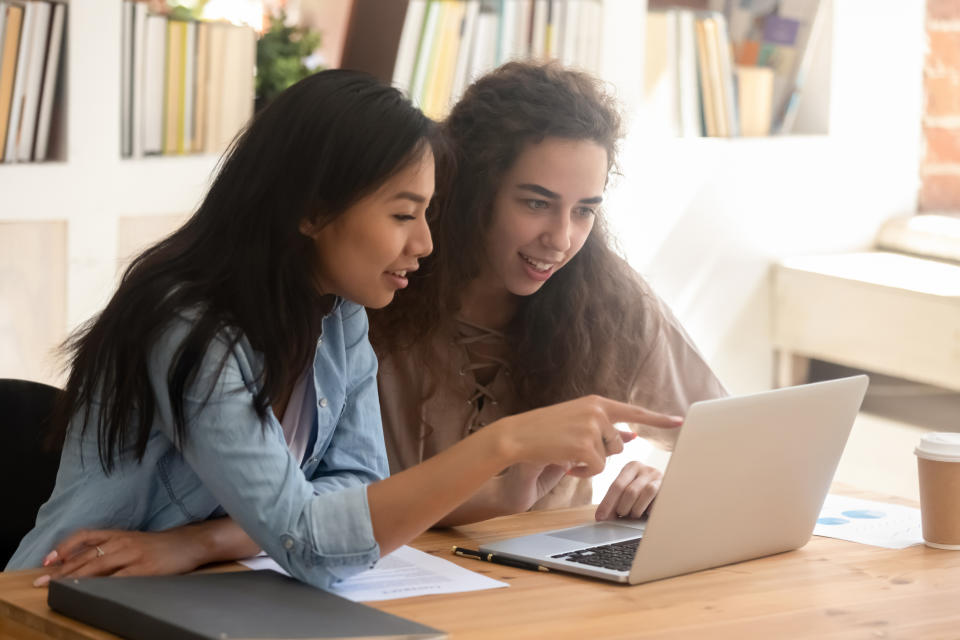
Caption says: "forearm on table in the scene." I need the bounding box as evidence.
[432,476,513,527]
[172,455,505,567]
[183,517,261,565]
[367,426,511,555]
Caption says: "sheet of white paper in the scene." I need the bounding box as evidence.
[813,494,924,549]
[240,545,509,602]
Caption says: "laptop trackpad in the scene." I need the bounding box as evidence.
[547,523,643,544]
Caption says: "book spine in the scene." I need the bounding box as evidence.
[0,3,25,161]
[202,22,223,152]
[48,581,208,640]
[130,2,146,157]
[694,17,716,137]
[513,0,531,60]
[531,0,546,59]
[712,13,739,136]
[409,0,439,111]
[0,2,7,53]
[180,20,195,154]
[121,0,133,157]
[391,0,427,93]
[191,20,207,152]
[4,0,32,161]
[16,0,51,160]
[142,14,166,155]
[450,0,479,102]
[32,0,64,161]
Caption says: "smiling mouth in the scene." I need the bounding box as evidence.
[519,253,556,273]
[386,269,407,278]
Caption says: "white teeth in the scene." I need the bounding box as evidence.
[520,254,552,272]
[388,270,406,277]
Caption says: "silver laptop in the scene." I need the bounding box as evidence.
[480,375,869,584]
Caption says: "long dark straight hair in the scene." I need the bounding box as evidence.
[57,70,437,472]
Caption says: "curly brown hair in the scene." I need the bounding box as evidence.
[370,61,652,411]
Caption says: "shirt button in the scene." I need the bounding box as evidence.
[319,397,328,408]
[283,538,294,550]
[317,337,323,346]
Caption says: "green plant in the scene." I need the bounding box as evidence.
[165,0,208,21]
[256,11,322,109]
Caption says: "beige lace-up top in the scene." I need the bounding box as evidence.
[376,290,727,510]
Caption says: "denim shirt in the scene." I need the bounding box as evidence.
[6,300,389,588]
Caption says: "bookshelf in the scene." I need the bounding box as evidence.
[0,0,67,163]
[0,1,226,383]
[0,0,927,398]
[340,0,648,121]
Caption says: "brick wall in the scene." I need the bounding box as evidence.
[921,0,960,211]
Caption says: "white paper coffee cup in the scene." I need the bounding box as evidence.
[915,433,960,550]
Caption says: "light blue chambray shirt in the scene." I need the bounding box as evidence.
[6,299,389,588]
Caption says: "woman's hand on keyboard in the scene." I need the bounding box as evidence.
[594,461,663,521]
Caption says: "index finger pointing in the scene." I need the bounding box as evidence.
[598,398,684,429]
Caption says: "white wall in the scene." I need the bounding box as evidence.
[604,0,926,394]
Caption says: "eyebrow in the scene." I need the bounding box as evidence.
[390,191,428,204]
[516,183,603,205]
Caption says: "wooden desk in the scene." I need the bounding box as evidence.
[2,490,960,640]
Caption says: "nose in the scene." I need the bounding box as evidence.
[409,215,433,258]
[542,211,573,253]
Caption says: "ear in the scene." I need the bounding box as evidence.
[299,216,320,239]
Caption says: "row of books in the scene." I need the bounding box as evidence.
[0,0,66,163]
[719,0,823,133]
[120,1,255,158]
[392,0,603,120]
[644,10,738,138]
[643,1,822,138]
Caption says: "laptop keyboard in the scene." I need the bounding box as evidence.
[550,537,642,572]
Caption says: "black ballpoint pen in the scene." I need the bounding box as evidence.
[451,546,551,572]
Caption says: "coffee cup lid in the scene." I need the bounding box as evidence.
[915,432,960,462]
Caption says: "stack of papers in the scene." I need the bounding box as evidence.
[241,546,508,602]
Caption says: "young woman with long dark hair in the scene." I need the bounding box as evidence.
[8,69,679,587]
